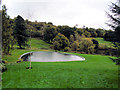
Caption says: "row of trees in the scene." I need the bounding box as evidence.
[2,4,103,55]
[28,22,106,40]
[2,0,119,55]
[52,33,98,54]
[1,5,107,55]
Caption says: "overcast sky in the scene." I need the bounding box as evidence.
[2,0,116,30]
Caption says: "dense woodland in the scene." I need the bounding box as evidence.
[1,0,120,59]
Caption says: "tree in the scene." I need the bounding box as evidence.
[79,38,95,54]
[104,30,115,41]
[88,28,97,37]
[48,22,53,25]
[74,31,82,42]
[92,39,99,49]
[107,0,120,64]
[53,41,60,50]
[77,28,84,36]
[43,25,57,43]
[13,15,29,49]
[2,5,13,54]
[96,29,105,37]
[53,33,70,51]
[83,31,91,37]
[107,0,120,44]
[71,40,79,51]
[69,34,74,44]
[107,0,120,41]
[57,25,75,39]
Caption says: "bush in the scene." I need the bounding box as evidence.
[53,41,60,50]
[99,44,108,50]
[53,33,70,51]
[64,47,70,52]
[71,40,79,51]
[79,38,95,54]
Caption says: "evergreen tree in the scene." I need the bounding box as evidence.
[14,15,29,49]
[2,5,13,54]
[107,0,120,42]
[107,0,120,63]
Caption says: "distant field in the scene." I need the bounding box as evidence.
[87,38,114,49]
[94,38,112,45]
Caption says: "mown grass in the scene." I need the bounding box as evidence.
[2,53,118,88]
[2,38,119,88]
[27,38,51,49]
[88,37,114,49]
[94,38,112,46]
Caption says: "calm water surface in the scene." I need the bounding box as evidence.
[24,51,85,62]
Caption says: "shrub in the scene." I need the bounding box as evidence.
[71,40,79,51]
[53,33,70,51]
[53,41,60,50]
[79,38,95,54]
[64,47,70,52]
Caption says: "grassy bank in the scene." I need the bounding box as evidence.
[93,38,114,49]
[3,38,52,63]
[87,37,114,49]
[2,38,119,88]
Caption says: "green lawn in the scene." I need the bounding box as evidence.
[94,38,114,48]
[27,38,51,49]
[88,37,114,49]
[2,53,118,88]
[94,38,112,45]
[2,38,119,88]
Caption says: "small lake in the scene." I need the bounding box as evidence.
[21,51,85,62]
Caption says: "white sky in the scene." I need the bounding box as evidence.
[2,0,116,29]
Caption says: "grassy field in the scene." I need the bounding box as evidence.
[2,38,119,88]
[27,38,51,49]
[2,53,118,88]
[88,38,114,49]
[94,38,113,47]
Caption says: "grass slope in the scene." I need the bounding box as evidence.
[27,38,51,49]
[3,38,52,63]
[88,38,114,48]
[2,38,119,88]
[94,38,113,47]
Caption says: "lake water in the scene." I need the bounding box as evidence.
[22,51,85,62]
